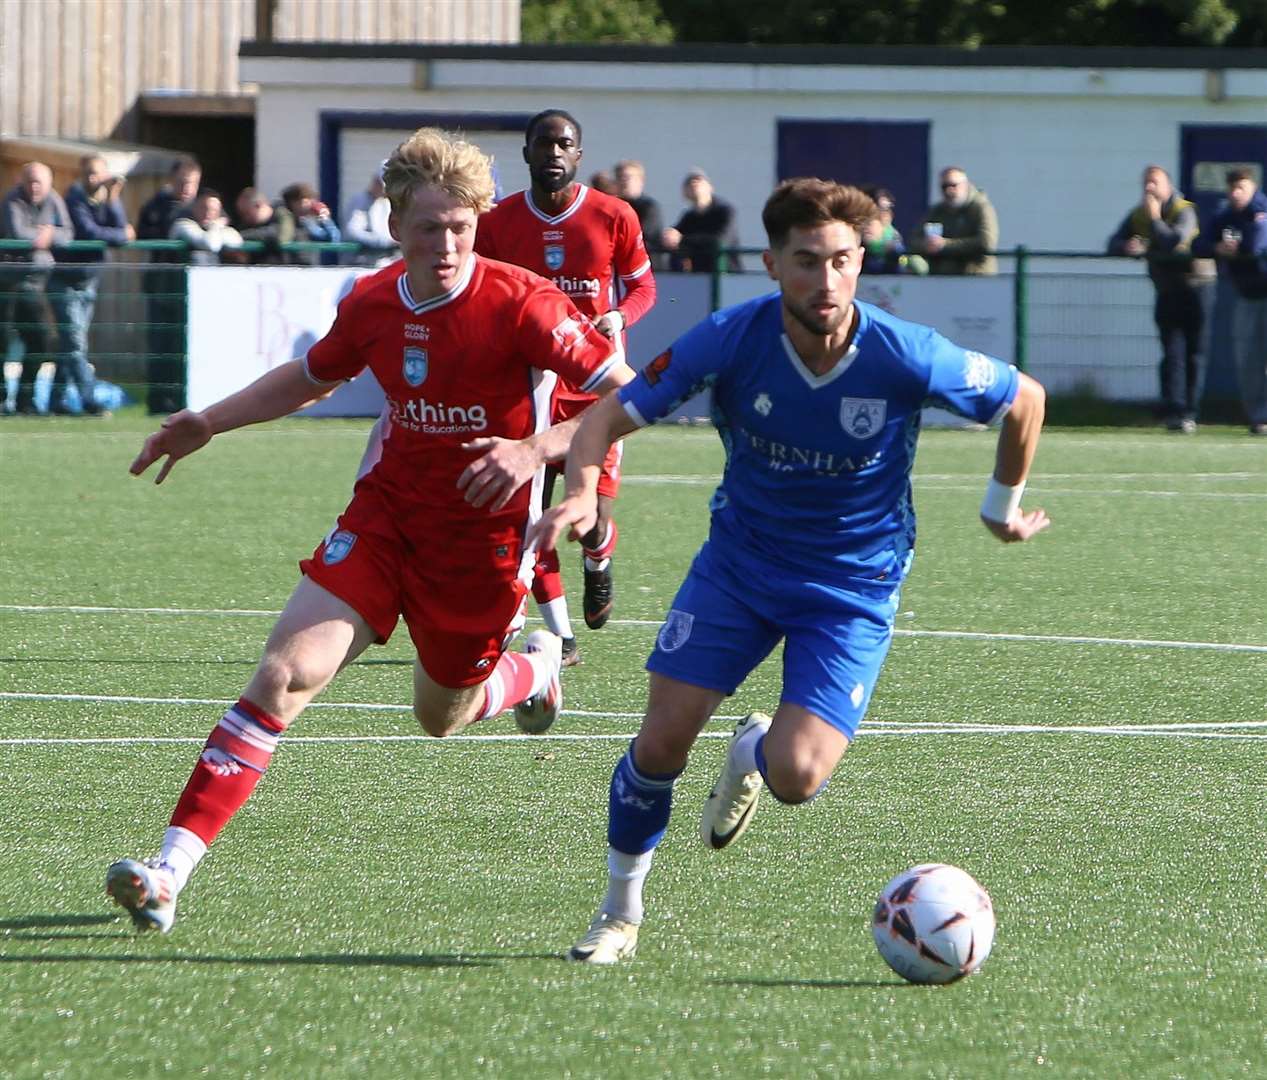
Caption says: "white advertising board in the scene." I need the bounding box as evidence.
[186,266,386,416]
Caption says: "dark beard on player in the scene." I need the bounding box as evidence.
[535,167,575,194]
[783,296,850,338]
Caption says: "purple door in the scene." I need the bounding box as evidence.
[777,120,930,242]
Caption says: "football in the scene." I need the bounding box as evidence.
[872,863,996,984]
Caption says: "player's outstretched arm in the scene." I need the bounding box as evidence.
[528,388,640,552]
[458,362,636,511]
[129,359,338,484]
[980,371,1050,543]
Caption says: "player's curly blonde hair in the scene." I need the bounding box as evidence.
[382,128,495,216]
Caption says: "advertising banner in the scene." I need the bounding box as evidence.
[187,266,384,415]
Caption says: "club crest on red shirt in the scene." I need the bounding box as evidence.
[403,346,429,387]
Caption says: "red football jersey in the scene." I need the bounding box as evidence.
[475,184,653,418]
[304,257,619,530]
[475,184,652,321]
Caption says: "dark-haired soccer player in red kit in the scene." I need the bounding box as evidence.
[477,109,656,662]
[105,127,635,933]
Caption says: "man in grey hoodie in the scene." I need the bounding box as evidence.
[1,162,72,414]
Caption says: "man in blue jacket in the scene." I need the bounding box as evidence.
[1196,168,1267,435]
[48,155,134,415]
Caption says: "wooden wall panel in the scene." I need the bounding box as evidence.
[1,0,519,143]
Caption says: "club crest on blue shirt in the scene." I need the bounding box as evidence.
[403,346,428,387]
[656,609,695,653]
[840,398,886,439]
[544,244,565,271]
[322,529,357,566]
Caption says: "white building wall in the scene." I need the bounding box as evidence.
[242,55,1267,254]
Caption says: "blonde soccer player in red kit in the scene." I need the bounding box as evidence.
[358,110,656,664]
[107,127,635,933]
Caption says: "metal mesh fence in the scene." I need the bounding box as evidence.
[0,245,1239,415]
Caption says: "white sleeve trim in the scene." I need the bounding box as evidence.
[619,259,652,281]
[301,353,352,386]
[986,367,1022,425]
[621,397,650,429]
[579,349,621,394]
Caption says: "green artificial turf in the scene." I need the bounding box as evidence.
[1,413,1263,1078]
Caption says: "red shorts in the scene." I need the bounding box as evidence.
[546,440,623,499]
[300,486,529,688]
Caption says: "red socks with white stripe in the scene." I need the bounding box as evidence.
[479,647,552,720]
[164,698,283,886]
[583,520,618,570]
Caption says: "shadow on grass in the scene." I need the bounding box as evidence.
[0,916,561,968]
[0,657,259,666]
[0,914,116,930]
[710,976,913,990]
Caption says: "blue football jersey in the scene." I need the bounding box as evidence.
[620,293,1019,584]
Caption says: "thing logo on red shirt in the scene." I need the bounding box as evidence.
[643,348,673,386]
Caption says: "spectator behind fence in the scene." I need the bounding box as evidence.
[280,182,340,265]
[1107,165,1210,433]
[614,159,666,270]
[661,168,741,274]
[1195,168,1267,436]
[859,187,925,275]
[232,187,294,264]
[1,162,72,415]
[169,189,244,264]
[138,156,201,414]
[341,173,396,266]
[907,166,998,275]
[47,154,134,416]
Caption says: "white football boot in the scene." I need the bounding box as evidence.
[513,630,563,735]
[569,912,640,964]
[700,712,772,850]
[106,857,178,933]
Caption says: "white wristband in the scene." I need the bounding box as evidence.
[981,478,1025,524]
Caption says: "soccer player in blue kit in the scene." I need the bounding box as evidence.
[530,178,1050,963]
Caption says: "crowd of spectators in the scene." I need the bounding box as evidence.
[1,149,1264,430]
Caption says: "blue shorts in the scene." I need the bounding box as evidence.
[646,539,902,739]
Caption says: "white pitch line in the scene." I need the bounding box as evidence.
[619,476,1267,499]
[2,607,1263,655]
[0,728,1263,747]
[0,692,1263,735]
[0,604,281,617]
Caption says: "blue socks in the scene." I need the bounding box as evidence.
[607,741,681,854]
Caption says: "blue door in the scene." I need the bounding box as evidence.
[1180,124,1267,401]
[777,120,930,244]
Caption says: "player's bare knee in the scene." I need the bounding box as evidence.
[763,753,831,805]
[414,703,455,737]
[413,698,479,738]
[632,728,692,775]
[252,651,330,705]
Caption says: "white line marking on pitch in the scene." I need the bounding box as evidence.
[2,606,1263,654]
[0,692,1263,741]
[0,728,1262,747]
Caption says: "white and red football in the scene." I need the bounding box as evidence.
[872,863,995,984]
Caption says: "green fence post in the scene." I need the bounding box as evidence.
[711,252,725,312]
[1013,245,1028,372]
